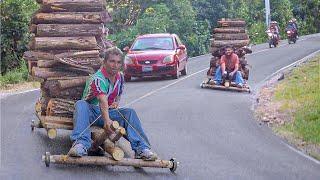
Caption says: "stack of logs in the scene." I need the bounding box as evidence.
[23,0,113,120]
[208,18,252,79]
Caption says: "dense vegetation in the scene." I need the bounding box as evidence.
[1,0,319,79]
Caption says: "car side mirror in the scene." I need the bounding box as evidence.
[123,46,130,52]
[177,45,186,50]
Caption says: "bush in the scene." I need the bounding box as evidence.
[0,0,38,75]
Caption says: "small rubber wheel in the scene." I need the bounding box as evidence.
[200,83,204,88]
[169,158,178,173]
[31,120,35,131]
[45,152,51,167]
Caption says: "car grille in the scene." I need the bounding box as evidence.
[138,60,157,65]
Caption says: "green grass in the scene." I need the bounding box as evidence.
[274,55,320,144]
[0,61,29,87]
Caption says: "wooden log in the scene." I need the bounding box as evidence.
[23,51,55,61]
[27,60,38,74]
[210,39,250,48]
[109,127,126,142]
[213,28,245,34]
[213,33,249,40]
[58,76,88,90]
[29,36,98,51]
[39,0,106,12]
[44,155,174,168]
[37,60,60,68]
[104,138,124,161]
[46,98,76,117]
[218,20,246,27]
[32,67,82,79]
[90,123,119,149]
[51,86,84,100]
[35,24,106,37]
[32,12,111,24]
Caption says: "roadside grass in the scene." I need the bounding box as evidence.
[0,61,29,89]
[273,55,320,145]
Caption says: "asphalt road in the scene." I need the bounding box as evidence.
[1,34,320,180]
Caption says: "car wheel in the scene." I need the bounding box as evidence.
[124,75,131,82]
[181,64,187,76]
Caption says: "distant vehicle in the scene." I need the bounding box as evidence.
[123,33,188,81]
[286,29,297,44]
[266,29,279,48]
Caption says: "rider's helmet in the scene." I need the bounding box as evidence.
[292,18,297,22]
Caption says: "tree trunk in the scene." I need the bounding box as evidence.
[32,67,82,79]
[55,56,102,71]
[58,76,88,90]
[210,39,250,48]
[38,0,106,12]
[35,24,106,37]
[46,98,76,117]
[37,60,60,68]
[104,139,124,161]
[218,20,246,27]
[29,36,98,51]
[213,28,246,34]
[23,51,55,61]
[50,86,84,100]
[213,33,249,40]
[32,12,111,24]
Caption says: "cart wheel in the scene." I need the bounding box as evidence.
[45,152,51,167]
[169,158,178,173]
[200,83,204,88]
[47,128,57,139]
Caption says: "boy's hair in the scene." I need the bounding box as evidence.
[103,47,124,62]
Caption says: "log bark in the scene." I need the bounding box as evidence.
[218,20,246,27]
[58,76,88,90]
[36,24,106,37]
[90,124,119,149]
[37,60,60,68]
[32,12,111,24]
[29,36,98,51]
[32,67,82,79]
[213,33,249,40]
[46,98,76,117]
[213,28,246,34]
[104,139,124,161]
[39,0,106,12]
[210,39,250,48]
[51,86,84,100]
[23,51,55,61]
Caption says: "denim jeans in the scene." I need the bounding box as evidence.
[214,66,244,85]
[70,100,150,153]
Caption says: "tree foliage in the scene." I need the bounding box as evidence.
[0,0,38,75]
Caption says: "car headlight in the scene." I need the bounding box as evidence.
[163,55,174,63]
[124,56,133,64]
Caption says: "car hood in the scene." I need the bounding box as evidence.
[126,50,175,61]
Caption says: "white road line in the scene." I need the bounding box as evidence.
[281,141,320,165]
[123,68,208,107]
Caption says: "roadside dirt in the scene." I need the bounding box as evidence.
[255,72,320,160]
[0,81,40,94]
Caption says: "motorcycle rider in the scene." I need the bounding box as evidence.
[291,18,299,38]
[269,21,280,40]
[286,20,298,38]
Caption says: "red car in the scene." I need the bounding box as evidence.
[123,33,188,81]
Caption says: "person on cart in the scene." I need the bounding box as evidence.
[213,45,245,88]
[68,47,158,161]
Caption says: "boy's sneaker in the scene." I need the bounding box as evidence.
[135,149,158,161]
[68,143,88,157]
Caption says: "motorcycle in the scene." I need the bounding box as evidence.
[286,29,297,44]
[266,29,279,48]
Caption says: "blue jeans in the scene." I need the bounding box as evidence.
[70,100,150,153]
[214,66,244,85]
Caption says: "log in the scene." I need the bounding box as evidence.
[46,98,76,117]
[39,0,106,12]
[35,24,106,37]
[37,60,60,68]
[109,127,126,142]
[213,28,245,34]
[213,33,249,40]
[58,76,88,90]
[32,12,111,24]
[27,60,38,74]
[29,36,98,51]
[210,39,250,48]
[218,20,246,27]
[90,124,119,149]
[38,115,73,129]
[23,51,55,61]
[104,138,124,161]
[50,86,84,100]
[32,67,82,79]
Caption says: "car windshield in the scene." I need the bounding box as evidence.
[131,37,174,51]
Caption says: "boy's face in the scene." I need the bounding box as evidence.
[104,54,122,76]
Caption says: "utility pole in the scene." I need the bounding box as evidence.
[265,0,271,27]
